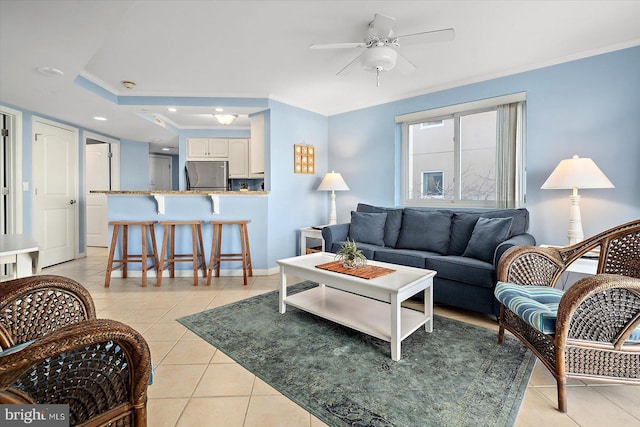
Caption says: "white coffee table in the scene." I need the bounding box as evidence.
[277,252,436,361]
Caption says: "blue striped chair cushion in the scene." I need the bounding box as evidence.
[495,282,562,334]
[495,282,640,343]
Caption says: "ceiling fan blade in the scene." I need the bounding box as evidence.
[395,51,417,75]
[310,42,366,50]
[396,28,455,45]
[372,13,396,38]
[336,52,365,76]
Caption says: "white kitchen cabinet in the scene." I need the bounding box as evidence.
[186,138,229,159]
[229,139,249,178]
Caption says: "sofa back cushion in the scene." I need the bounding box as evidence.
[462,217,513,263]
[448,208,529,255]
[356,203,403,247]
[349,211,387,246]
[395,209,452,254]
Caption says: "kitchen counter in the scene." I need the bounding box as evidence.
[93,190,268,215]
[91,190,269,195]
[103,191,270,275]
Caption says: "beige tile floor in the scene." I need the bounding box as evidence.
[40,247,640,427]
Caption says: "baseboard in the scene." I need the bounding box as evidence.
[109,268,273,278]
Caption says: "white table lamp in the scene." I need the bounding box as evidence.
[541,155,614,245]
[317,171,349,225]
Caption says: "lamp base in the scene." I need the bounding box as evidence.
[567,194,584,245]
[327,191,337,225]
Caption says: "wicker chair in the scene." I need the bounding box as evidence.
[0,275,151,426]
[496,219,640,412]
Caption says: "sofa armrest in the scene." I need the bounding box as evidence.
[321,223,350,253]
[494,233,537,268]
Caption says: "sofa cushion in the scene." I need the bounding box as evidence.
[479,208,528,237]
[373,247,436,269]
[395,209,452,254]
[426,255,496,288]
[357,203,403,247]
[349,211,387,246]
[462,217,513,263]
[448,209,529,255]
[449,213,482,255]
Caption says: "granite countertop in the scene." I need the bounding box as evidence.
[91,190,269,196]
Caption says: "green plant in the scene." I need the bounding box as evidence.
[335,238,367,269]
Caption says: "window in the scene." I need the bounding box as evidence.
[421,171,444,198]
[397,93,526,208]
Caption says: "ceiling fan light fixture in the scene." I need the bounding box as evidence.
[361,46,398,72]
[214,114,238,125]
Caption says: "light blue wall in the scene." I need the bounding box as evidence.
[119,139,151,190]
[266,100,329,263]
[327,46,640,246]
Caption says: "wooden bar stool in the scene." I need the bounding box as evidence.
[208,220,253,286]
[157,221,207,286]
[105,221,159,288]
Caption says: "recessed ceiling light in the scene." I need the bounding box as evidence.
[215,107,224,112]
[121,80,136,89]
[93,116,107,121]
[161,147,171,151]
[36,66,64,76]
[168,107,177,112]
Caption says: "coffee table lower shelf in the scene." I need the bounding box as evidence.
[284,285,429,345]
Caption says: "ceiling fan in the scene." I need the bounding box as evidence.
[310,14,455,86]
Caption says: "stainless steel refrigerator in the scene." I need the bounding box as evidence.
[185,161,228,191]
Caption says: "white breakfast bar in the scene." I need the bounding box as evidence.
[277,252,436,361]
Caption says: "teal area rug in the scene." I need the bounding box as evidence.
[178,282,535,427]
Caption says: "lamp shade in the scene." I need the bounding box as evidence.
[317,171,350,192]
[541,155,614,190]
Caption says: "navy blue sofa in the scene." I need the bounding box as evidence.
[321,203,536,317]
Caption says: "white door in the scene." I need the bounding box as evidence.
[86,143,110,247]
[32,120,77,267]
[149,155,172,191]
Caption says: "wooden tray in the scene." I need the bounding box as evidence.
[315,260,395,280]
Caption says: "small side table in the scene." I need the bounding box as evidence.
[542,245,598,290]
[565,257,598,275]
[559,257,598,290]
[299,227,325,255]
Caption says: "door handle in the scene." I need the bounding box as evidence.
[69,199,76,204]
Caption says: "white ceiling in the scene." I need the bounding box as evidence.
[1,1,639,154]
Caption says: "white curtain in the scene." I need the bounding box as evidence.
[496,101,526,208]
